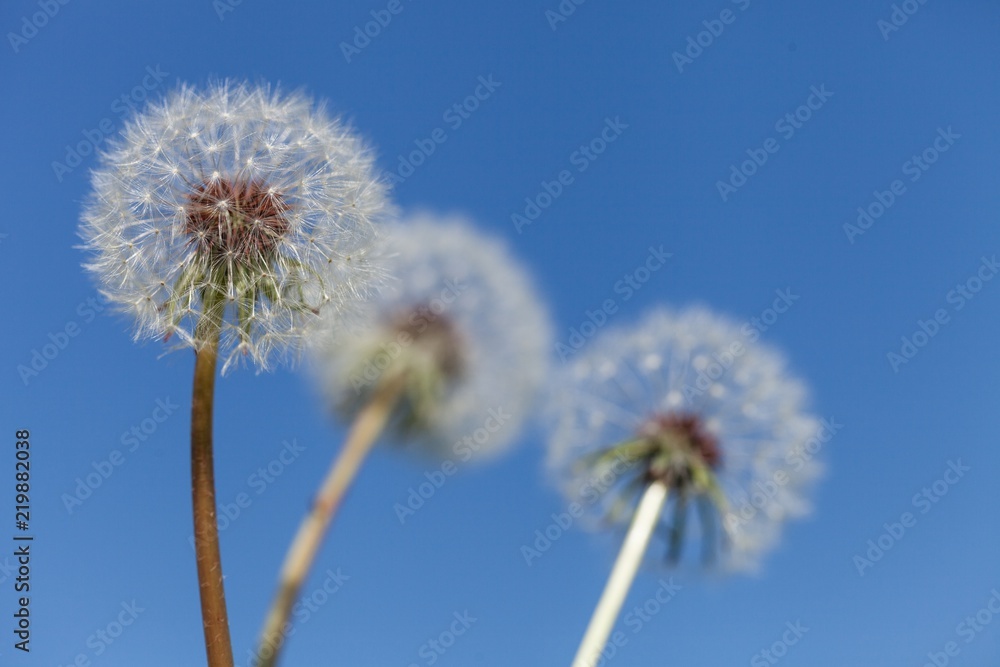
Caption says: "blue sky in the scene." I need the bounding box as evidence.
[2,0,1000,665]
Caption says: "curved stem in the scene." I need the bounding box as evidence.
[255,375,404,667]
[191,290,234,667]
[571,480,669,667]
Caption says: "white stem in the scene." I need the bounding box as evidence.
[571,480,669,667]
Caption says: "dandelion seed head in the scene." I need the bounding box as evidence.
[547,306,823,573]
[313,213,552,460]
[79,80,391,372]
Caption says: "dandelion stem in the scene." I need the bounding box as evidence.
[571,480,669,667]
[191,288,235,667]
[255,374,404,667]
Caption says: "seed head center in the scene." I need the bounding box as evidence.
[185,179,290,261]
[640,412,722,482]
[389,304,465,379]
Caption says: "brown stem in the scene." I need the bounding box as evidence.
[191,293,235,667]
[255,375,404,667]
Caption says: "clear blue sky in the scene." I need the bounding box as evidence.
[2,0,999,665]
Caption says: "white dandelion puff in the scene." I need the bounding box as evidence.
[314,212,554,458]
[79,80,391,372]
[549,305,822,571]
[550,306,823,667]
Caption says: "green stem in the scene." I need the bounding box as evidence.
[191,288,235,667]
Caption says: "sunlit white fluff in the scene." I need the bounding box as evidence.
[547,306,822,572]
[313,213,552,460]
[79,81,390,372]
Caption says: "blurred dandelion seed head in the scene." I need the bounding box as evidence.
[313,213,553,460]
[547,306,822,573]
[79,80,391,373]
